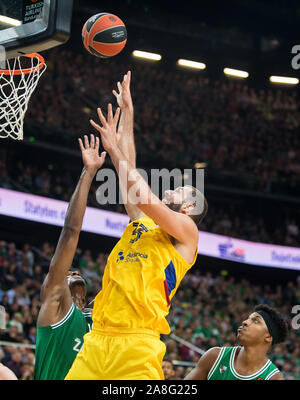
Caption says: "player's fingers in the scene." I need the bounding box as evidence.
[90,119,98,130]
[127,70,131,86]
[90,134,95,149]
[84,135,89,148]
[78,138,85,152]
[107,103,113,125]
[112,89,118,98]
[100,151,106,161]
[97,107,107,127]
[122,75,127,88]
[90,119,103,135]
[113,107,121,127]
[90,122,106,139]
[117,82,122,92]
[95,136,100,152]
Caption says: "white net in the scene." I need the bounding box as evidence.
[0,54,46,140]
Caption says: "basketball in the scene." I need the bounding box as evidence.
[82,13,127,58]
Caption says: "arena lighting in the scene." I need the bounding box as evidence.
[224,68,249,78]
[177,59,206,70]
[194,162,207,169]
[0,15,21,26]
[269,76,299,85]
[132,50,162,61]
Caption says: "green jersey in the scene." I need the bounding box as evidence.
[34,303,92,380]
[208,346,280,380]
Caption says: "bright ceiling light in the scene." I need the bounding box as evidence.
[0,15,22,26]
[194,162,207,169]
[224,68,249,78]
[177,59,206,70]
[269,76,299,85]
[132,50,162,61]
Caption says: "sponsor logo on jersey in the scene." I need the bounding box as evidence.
[117,251,125,262]
[116,250,148,263]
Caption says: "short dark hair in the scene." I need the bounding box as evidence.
[254,304,288,345]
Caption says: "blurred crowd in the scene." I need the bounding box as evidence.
[0,239,299,380]
[25,47,300,197]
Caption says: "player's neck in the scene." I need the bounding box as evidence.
[72,293,85,311]
[237,345,268,371]
[74,302,85,312]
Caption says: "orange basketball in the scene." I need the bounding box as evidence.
[82,13,127,58]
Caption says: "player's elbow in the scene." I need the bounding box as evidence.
[62,224,81,236]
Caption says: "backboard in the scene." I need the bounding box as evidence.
[0,0,73,60]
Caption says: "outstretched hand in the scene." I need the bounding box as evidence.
[112,71,133,112]
[90,104,121,153]
[78,134,106,173]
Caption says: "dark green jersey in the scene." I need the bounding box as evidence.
[208,346,280,380]
[34,303,92,380]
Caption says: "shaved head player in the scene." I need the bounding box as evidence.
[65,72,208,380]
[34,134,106,380]
[185,304,288,380]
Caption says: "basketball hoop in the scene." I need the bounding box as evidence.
[0,53,46,140]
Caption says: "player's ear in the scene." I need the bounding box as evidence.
[265,333,273,346]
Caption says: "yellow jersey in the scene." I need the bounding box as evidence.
[92,216,198,335]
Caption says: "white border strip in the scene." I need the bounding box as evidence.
[51,303,74,329]
[207,347,225,380]
[230,347,271,380]
[265,368,280,380]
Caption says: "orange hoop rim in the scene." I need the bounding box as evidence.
[0,53,45,76]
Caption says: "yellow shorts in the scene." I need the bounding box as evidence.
[65,327,166,380]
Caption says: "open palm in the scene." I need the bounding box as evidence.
[79,134,106,172]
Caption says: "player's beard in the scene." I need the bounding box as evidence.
[162,192,183,212]
[165,201,182,212]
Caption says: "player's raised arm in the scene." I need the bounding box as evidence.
[38,135,106,321]
[113,71,145,222]
[184,347,221,380]
[90,105,199,247]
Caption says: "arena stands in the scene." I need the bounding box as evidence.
[0,240,299,379]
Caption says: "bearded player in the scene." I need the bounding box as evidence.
[34,134,106,380]
[65,72,208,380]
[184,304,288,380]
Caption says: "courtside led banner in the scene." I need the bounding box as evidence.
[0,188,299,270]
[0,188,129,238]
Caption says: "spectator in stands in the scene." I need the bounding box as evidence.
[5,349,22,379]
[162,358,176,380]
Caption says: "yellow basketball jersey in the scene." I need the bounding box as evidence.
[92,216,198,335]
